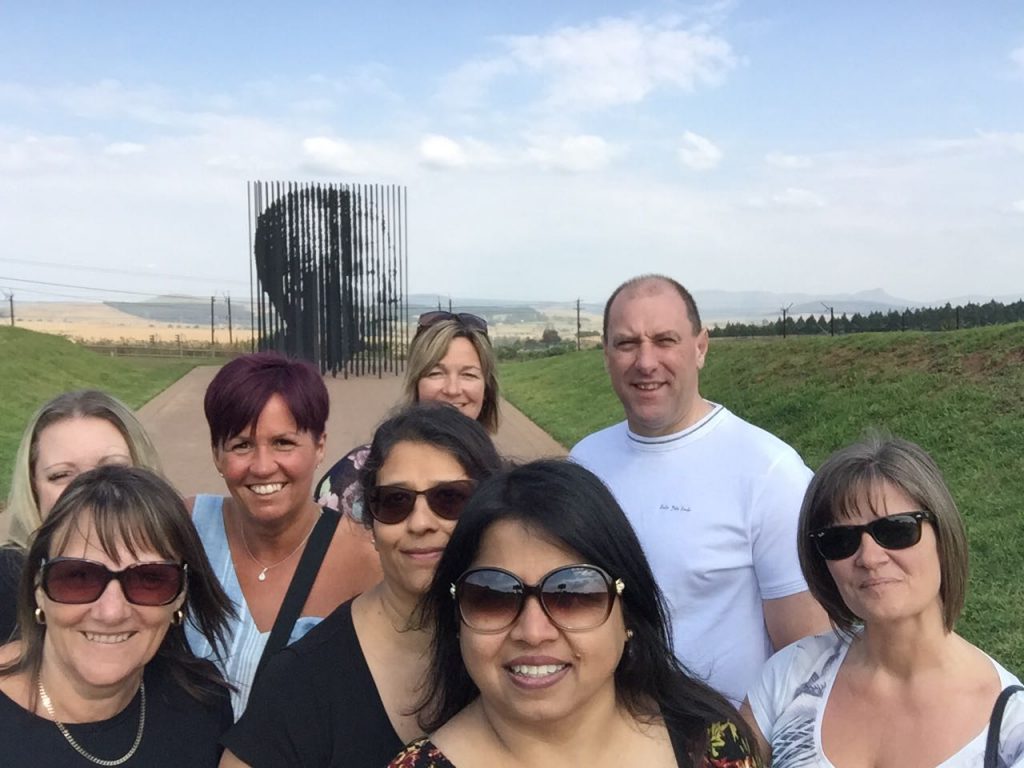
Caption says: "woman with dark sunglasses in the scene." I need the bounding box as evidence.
[221,403,504,768]
[390,459,759,768]
[315,311,499,521]
[741,435,1024,767]
[0,465,234,767]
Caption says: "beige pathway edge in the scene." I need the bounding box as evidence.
[139,365,566,497]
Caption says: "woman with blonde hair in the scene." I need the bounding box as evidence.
[0,390,163,640]
[316,311,499,521]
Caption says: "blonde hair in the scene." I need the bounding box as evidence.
[4,390,163,548]
[403,320,500,433]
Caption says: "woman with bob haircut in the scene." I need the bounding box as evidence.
[1,389,163,641]
[742,435,1024,767]
[221,403,504,768]
[315,312,499,521]
[390,459,759,768]
[0,465,234,767]
[188,352,381,716]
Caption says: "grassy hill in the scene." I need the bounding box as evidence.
[499,324,1024,673]
[0,326,195,500]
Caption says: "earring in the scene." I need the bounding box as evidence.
[34,607,46,625]
[171,609,184,627]
[625,628,634,641]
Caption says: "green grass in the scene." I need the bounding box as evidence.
[0,326,197,501]
[500,324,1024,673]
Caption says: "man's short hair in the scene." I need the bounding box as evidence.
[602,274,703,341]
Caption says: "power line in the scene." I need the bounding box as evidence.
[0,257,248,285]
[0,275,208,299]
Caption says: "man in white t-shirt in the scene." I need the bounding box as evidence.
[570,274,828,704]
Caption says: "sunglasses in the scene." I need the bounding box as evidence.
[365,480,477,524]
[809,511,936,561]
[451,564,625,633]
[39,557,187,606]
[416,311,488,337]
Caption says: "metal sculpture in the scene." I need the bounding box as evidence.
[247,181,408,377]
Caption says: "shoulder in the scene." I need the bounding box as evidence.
[190,494,225,518]
[570,422,627,459]
[713,410,808,469]
[270,600,358,668]
[701,719,761,767]
[764,630,846,676]
[388,737,454,768]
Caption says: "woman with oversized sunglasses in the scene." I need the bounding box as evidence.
[741,435,1024,767]
[0,465,235,767]
[390,460,759,768]
[314,311,499,522]
[221,403,504,768]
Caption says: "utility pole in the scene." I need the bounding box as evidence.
[3,291,12,327]
[226,293,233,346]
[780,304,793,339]
[210,296,215,346]
[820,302,835,337]
[576,298,582,351]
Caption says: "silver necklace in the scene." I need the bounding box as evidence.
[240,508,322,582]
[38,676,145,766]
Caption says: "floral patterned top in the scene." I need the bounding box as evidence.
[388,720,759,767]
[314,443,371,522]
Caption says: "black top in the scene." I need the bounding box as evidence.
[0,546,25,644]
[0,658,233,767]
[223,599,404,768]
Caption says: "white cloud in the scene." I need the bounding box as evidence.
[770,187,826,208]
[104,142,146,156]
[677,131,721,170]
[300,136,401,175]
[525,134,614,172]
[1012,199,1024,213]
[444,16,735,111]
[1011,46,1024,76]
[765,152,812,169]
[419,134,468,169]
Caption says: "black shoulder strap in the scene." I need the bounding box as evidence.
[254,507,341,682]
[985,684,1024,768]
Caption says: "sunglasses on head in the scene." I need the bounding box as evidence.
[451,564,625,634]
[416,311,488,337]
[39,557,187,606]
[365,480,477,524]
[809,511,935,561]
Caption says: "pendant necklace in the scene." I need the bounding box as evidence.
[240,508,322,582]
[38,675,146,766]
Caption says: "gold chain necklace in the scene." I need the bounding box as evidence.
[38,676,145,766]
[240,508,322,582]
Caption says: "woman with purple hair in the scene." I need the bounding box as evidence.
[186,352,381,716]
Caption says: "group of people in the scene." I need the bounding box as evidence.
[0,273,1018,768]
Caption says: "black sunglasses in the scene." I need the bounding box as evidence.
[452,564,625,633]
[365,480,477,524]
[39,557,187,606]
[809,511,936,561]
[416,311,488,337]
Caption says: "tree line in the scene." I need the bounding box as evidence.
[709,299,1024,338]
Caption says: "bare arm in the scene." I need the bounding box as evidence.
[739,698,771,765]
[219,750,251,768]
[763,591,830,651]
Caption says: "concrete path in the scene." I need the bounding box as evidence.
[138,365,566,496]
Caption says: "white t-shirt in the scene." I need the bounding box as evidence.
[748,631,1024,767]
[570,404,812,704]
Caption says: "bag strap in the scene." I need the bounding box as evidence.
[254,507,341,682]
[985,684,1024,768]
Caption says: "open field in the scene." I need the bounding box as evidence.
[499,324,1024,673]
[0,327,197,503]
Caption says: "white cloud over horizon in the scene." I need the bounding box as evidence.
[677,131,722,170]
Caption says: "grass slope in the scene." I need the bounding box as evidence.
[500,324,1024,673]
[0,327,195,500]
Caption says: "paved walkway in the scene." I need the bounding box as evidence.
[138,365,567,496]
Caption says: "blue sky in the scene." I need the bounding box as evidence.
[2,1,1023,305]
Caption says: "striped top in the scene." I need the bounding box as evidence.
[185,494,323,718]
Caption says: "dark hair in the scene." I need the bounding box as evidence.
[203,352,328,448]
[602,274,703,340]
[1,465,235,704]
[798,434,968,633]
[358,403,504,530]
[416,459,752,761]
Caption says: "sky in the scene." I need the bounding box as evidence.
[1,1,1023,306]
